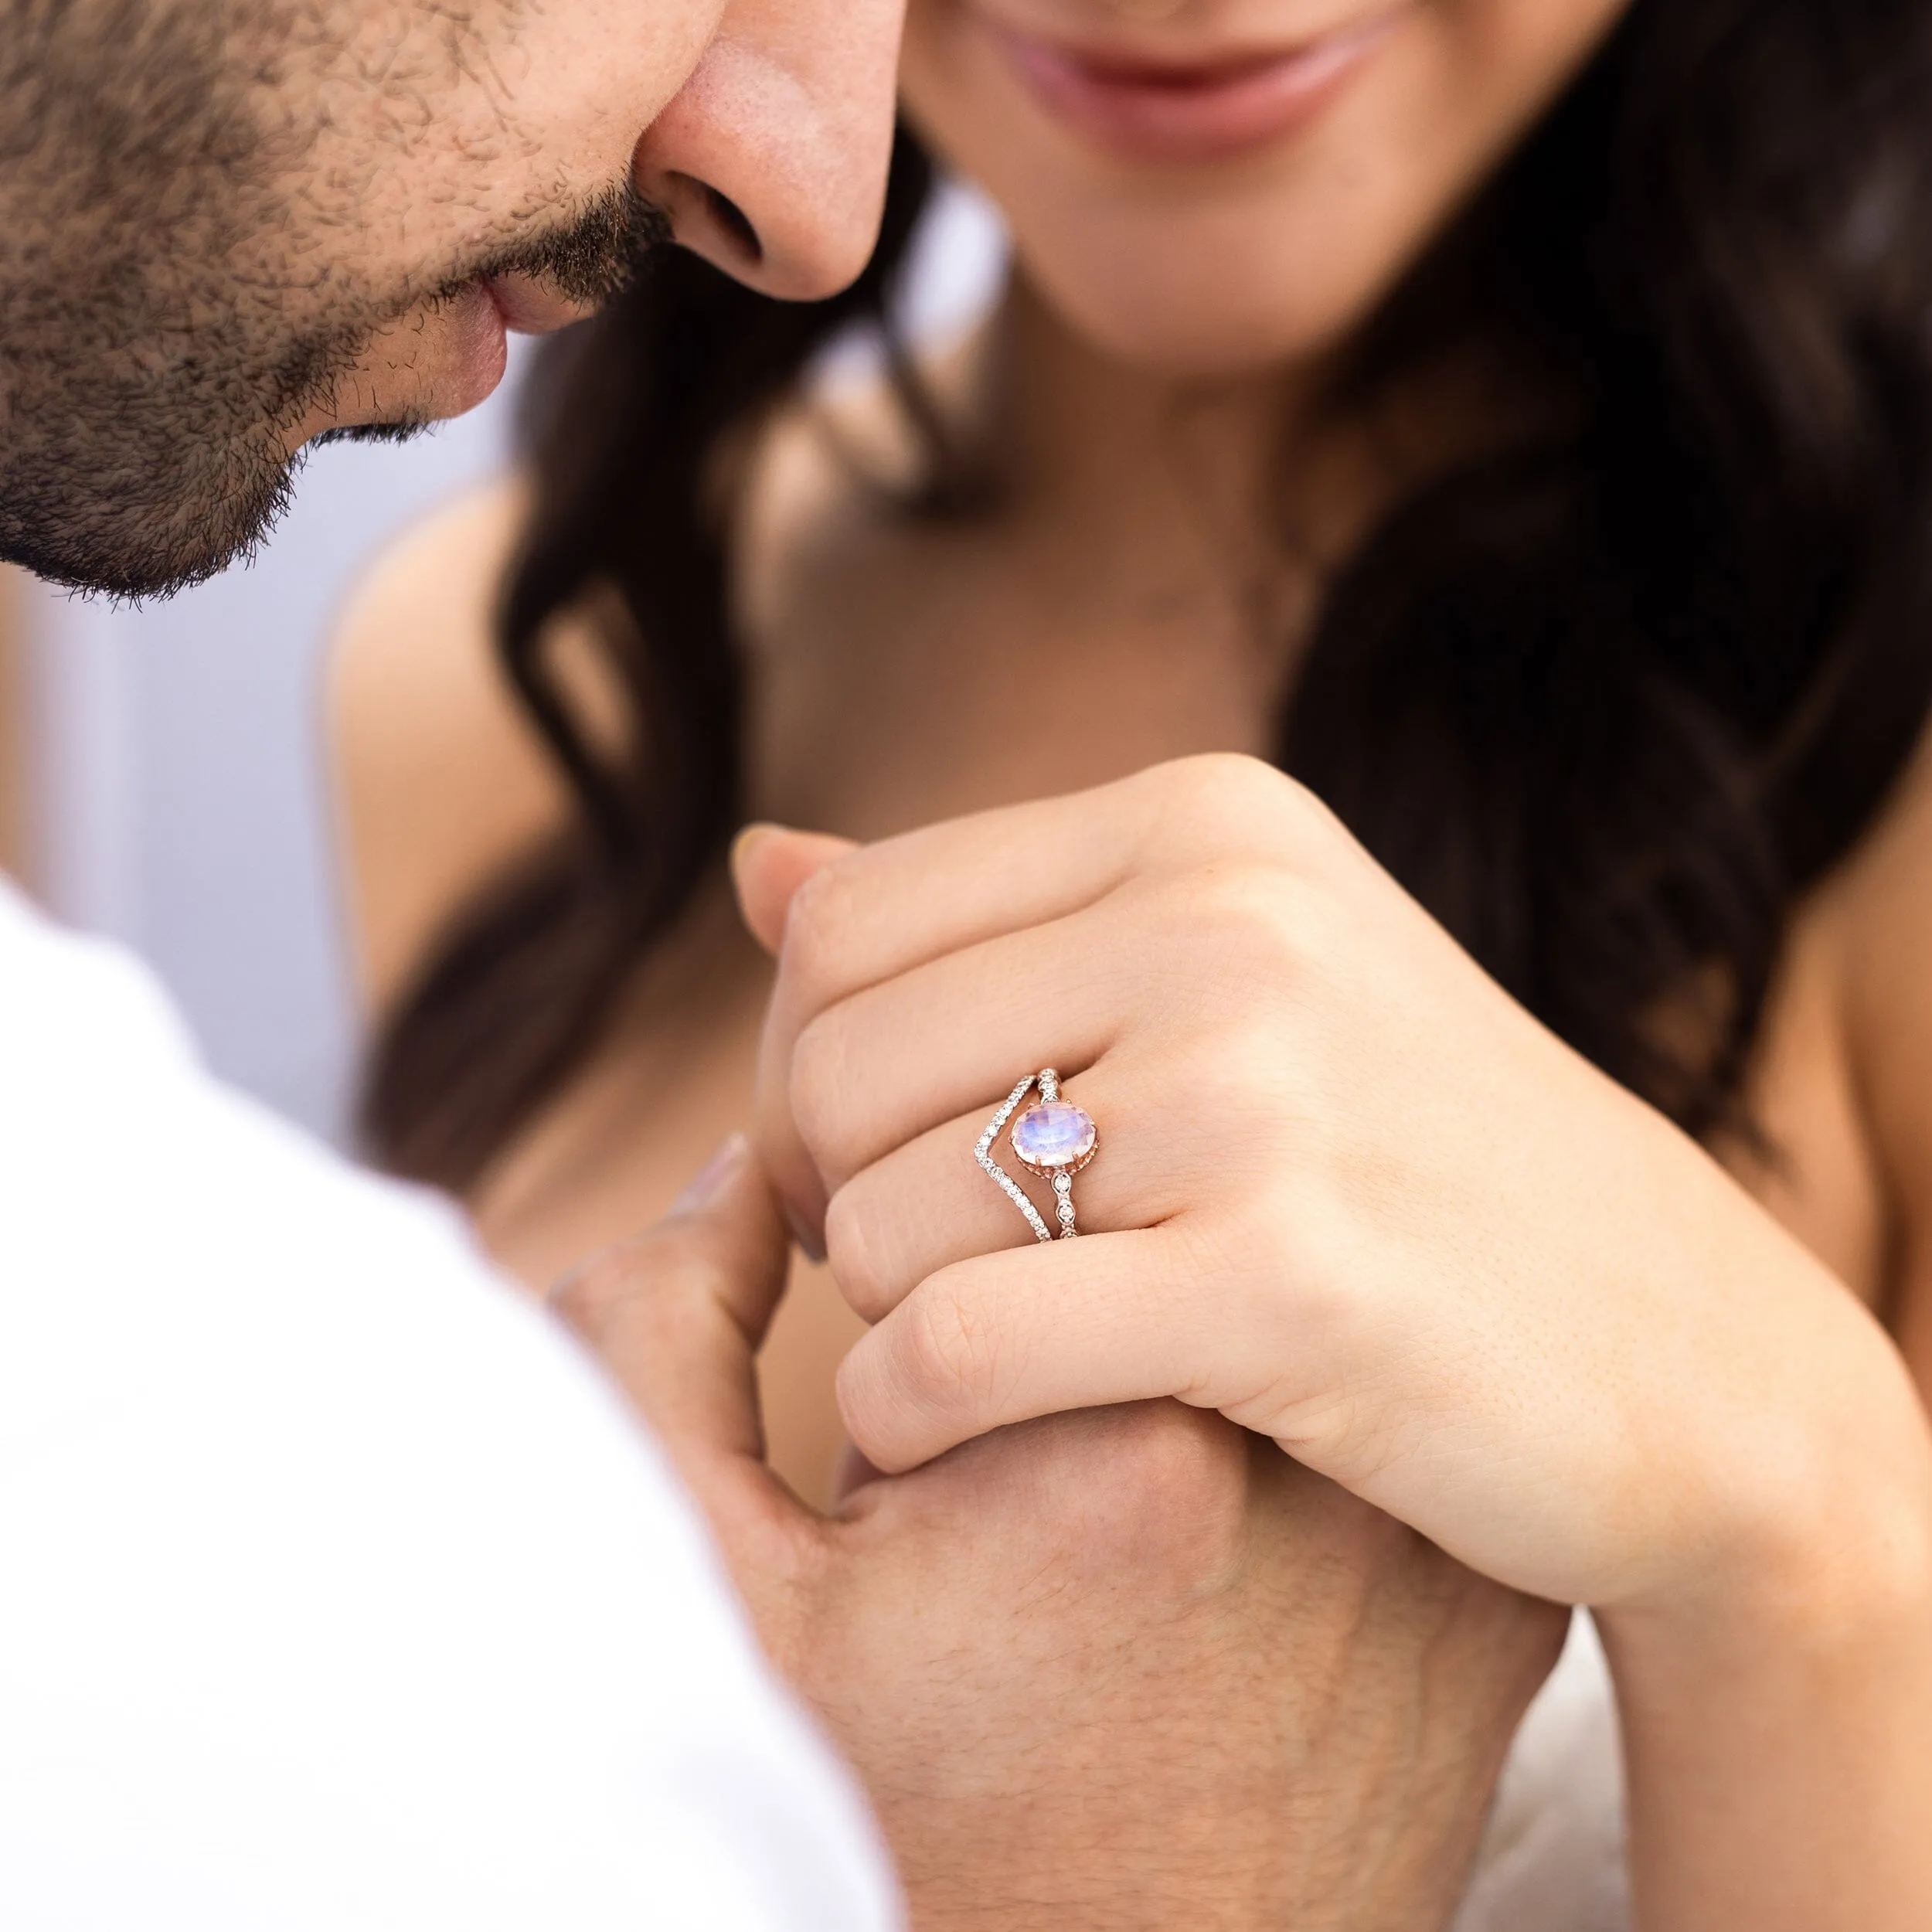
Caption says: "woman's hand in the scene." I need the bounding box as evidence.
[740,754,1932,1622]
[740,755,1932,1928]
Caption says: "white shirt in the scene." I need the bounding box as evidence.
[1451,1611,1630,1932]
[0,882,902,1931]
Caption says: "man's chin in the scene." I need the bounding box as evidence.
[0,448,299,602]
[0,382,440,600]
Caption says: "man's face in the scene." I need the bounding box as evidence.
[0,0,903,595]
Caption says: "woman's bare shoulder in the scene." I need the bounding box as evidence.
[326,478,572,1015]
[1826,718,1932,1368]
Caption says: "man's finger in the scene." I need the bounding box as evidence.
[548,1136,811,1559]
[834,1224,1236,1472]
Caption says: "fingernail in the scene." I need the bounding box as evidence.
[729,822,791,876]
[672,1132,750,1215]
[783,1200,827,1266]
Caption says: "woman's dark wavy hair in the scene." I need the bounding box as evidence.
[366,0,1932,1190]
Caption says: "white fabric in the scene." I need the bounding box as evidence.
[1452,1611,1630,1932]
[0,882,902,1932]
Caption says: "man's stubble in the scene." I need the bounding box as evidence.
[0,0,661,598]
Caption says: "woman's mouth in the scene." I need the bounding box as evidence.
[992,9,1403,165]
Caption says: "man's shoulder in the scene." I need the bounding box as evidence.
[0,877,731,1668]
[0,892,897,1930]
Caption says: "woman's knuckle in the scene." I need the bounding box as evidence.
[1176,750,1291,828]
[787,1011,857,1162]
[823,1186,893,1321]
[1153,753,1353,872]
[779,865,855,1002]
[903,1281,999,1406]
[1181,859,1305,966]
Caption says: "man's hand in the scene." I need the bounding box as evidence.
[552,1141,1566,1932]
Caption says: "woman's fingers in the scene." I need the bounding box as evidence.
[749,801,1141,1222]
[835,1225,1228,1472]
[765,859,1318,1229]
[823,1060,1206,1321]
[757,764,1192,998]
[730,825,856,954]
[760,757,1319,1057]
[747,757,1325,1219]
[784,900,1153,1196]
[826,1110,1049,1319]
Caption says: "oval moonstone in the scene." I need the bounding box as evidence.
[1010,1100,1097,1172]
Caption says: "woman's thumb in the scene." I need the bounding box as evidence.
[731,824,857,954]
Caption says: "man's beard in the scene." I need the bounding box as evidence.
[0,4,665,600]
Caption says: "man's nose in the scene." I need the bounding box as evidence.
[634,0,906,301]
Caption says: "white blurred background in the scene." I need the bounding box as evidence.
[3,185,1005,1148]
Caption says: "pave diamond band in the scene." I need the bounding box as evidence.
[975,1068,1098,1243]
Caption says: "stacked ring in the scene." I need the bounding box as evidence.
[975,1069,1100,1242]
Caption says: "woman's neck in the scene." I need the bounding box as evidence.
[739,270,1454,842]
[986,274,1318,571]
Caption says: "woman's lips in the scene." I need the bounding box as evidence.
[992,11,1400,164]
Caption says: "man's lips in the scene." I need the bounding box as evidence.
[992,9,1402,164]
[435,273,588,423]
[290,270,592,447]
[482,271,597,336]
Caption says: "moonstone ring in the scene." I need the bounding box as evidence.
[975,1069,1099,1243]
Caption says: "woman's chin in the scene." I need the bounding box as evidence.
[1025,270,1348,381]
[1005,206,1387,380]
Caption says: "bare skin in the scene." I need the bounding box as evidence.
[331,278,1919,1506]
[334,292,1302,1499]
[334,0,1669,1502]
[0,0,903,596]
[330,5,1932,1913]
[335,312,1932,1922]
[551,1144,1569,1932]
